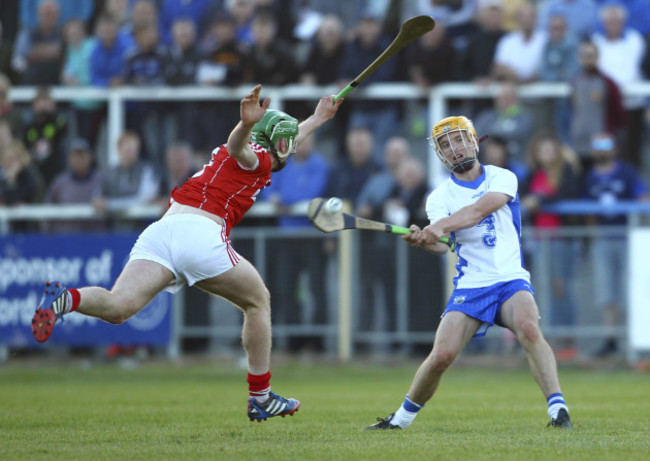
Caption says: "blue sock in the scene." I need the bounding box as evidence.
[402,395,424,413]
[547,393,568,419]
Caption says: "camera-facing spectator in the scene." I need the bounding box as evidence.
[165,19,202,86]
[125,0,159,45]
[19,0,93,30]
[194,11,248,153]
[581,132,648,357]
[480,135,528,184]
[93,131,160,216]
[569,41,626,171]
[356,136,411,221]
[123,22,166,86]
[300,14,345,85]
[473,82,535,163]
[405,22,456,88]
[12,0,63,85]
[519,131,581,360]
[226,0,257,46]
[386,157,428,227]
[198,11,247,86]
[159,0,213,46]
[325,127,380,202]
[45,138,105,232]
[23,87,68,187]
[262,134,330,227]
[539,14,579,83]
[339,12,401,161]
[457,0,506,84]
[491,2,545,83]
[90,13,132,88]
[246,11,298,85]
[157,140,197,201]
[537,0,597,41]
[592,3,646,169]
[0,139,45,207]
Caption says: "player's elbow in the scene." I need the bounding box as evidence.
[468,205,490,226]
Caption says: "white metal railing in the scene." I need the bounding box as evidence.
[0,200,312,234]
[10,80,650,186]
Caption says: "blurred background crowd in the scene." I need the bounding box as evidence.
[1,0,650,361]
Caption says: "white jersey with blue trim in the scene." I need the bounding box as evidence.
[426,165,530,289]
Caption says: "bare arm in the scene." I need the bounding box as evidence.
[417,192,512,247]
[297,96,343,144]
[226,84,271,169]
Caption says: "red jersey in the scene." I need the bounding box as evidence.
[171,143,272,235]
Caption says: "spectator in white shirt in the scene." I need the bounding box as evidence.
[592,3,646,168]
[491,2,546,83]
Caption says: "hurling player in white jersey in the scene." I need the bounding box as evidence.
[366,116,572,430]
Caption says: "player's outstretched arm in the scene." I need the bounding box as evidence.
[417,192,511,246]
[297,95,343,143]
[227,84,270,168]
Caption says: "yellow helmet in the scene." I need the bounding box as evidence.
[430,116,479,173]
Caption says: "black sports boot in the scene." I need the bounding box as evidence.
[548,408,573,429]
[364,413,402,430]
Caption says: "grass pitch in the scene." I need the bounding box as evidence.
[1,360,648,460]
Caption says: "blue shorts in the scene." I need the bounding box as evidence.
[443,279,535,337]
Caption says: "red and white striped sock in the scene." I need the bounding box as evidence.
[247,371,271,403]
[65,288,81,313]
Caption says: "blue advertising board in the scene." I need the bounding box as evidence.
[0,234,171,347]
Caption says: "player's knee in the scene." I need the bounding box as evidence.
[516,319,541,345]
[240,286,271,313]
[103,295,140,324]
[104,308,130,325]
[429,348,456,372]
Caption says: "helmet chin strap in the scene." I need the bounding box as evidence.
[452,158,476,173]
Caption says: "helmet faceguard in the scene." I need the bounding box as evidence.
[429,116,479,173]
[250,109,299,160]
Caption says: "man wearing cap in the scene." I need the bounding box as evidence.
[45,138,105,232]
[582,132,648,357]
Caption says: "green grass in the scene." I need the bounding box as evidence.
[1,361,649,460]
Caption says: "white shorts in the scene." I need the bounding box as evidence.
[129,213,241,293]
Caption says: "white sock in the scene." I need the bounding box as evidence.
[391,395,424,429]
[253,389,271,403]
[548,402,568,420]
[547,393,569,419]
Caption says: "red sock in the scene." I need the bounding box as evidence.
[68,288,81,312]
[247,371,271,401]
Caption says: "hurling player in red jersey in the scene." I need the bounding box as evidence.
[32,84,343,422]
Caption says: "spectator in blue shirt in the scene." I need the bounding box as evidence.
[537,0,598,41]
[581,132,648,357]
[582,132,647,225]
[262,134,331,352]
[159,0,215,45]
[262,134,330,228]
[20,0,94,30]
[90,14,132,87]
[122,21,167,163]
